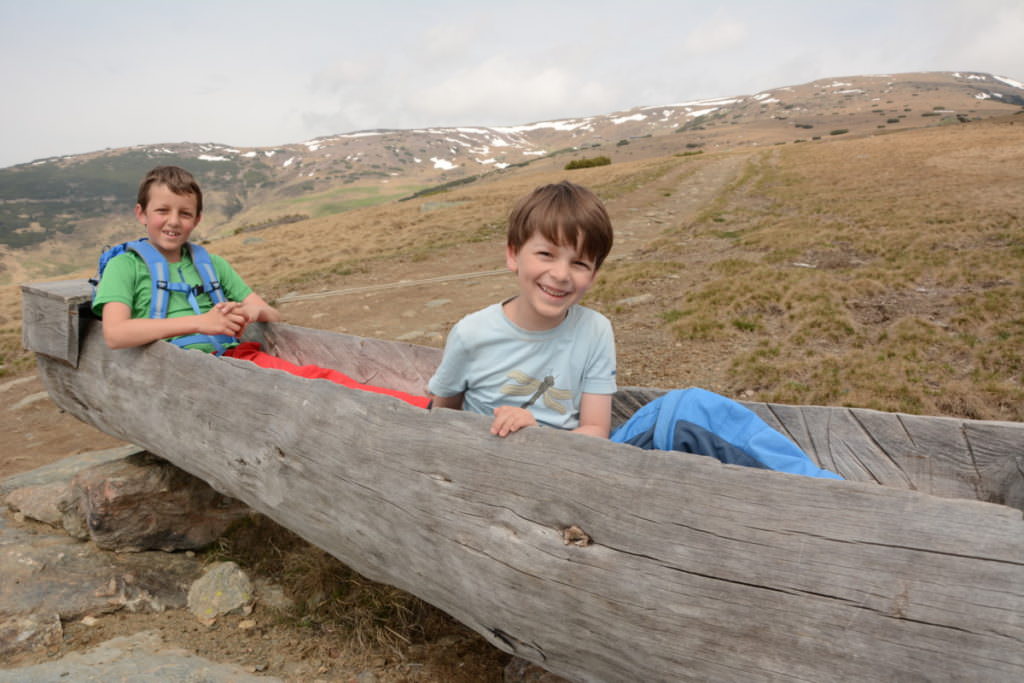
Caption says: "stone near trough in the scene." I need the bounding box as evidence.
[0,445,253,661]
[67,451,251,552]
[4,447,251,553]
[0,630,283,683]
[3,481,69,528]
[0,512,202,661]
[187,561,254,621]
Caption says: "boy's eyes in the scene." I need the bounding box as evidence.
[531,249,593,269]
[153,208,193,217]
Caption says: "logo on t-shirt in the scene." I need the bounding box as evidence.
[502,371,572,415]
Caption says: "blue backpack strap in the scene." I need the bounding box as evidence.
[183,242,236,354]
[186,243,227,305]
[125,238,182,319]
[125,239,237,354]
[169,333,237,353]
[91,241,131,305]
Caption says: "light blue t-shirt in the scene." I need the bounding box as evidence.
[428,301,617,430]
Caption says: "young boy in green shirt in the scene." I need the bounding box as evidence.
[93,165,430,408]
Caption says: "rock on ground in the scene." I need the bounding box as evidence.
[187,561,254,621]
[0,630,283,683]
[5,448,251,553]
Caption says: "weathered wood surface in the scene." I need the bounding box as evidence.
[22,281,1024,681]
[256,322,1024,508]
[20,279,92,367]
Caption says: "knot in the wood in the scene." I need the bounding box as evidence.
[561,524,591,547]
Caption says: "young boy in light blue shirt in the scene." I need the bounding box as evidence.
[428,181,617,438]
[429,180,841,479]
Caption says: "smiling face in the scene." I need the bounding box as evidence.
[135,183,201,262]
[503,233,598,331]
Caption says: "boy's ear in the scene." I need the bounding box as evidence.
[503,245,520,272]
[134,204,146,225]
[505,245,519,273]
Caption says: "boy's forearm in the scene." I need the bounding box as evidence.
[100,301,245,349]
[103,315,210,349]
[240,293,281,323]
[575,393,613,439]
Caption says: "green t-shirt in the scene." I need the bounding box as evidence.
[92,247,253,353]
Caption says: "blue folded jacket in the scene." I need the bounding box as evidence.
[611,388,843,480]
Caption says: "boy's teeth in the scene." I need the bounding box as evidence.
[539,284,567,297]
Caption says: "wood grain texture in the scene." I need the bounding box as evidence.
[29,310,1024,682]
[20,279,92,367]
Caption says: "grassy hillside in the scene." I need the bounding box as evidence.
[3,115,1021,422]
[592,118,1023,419]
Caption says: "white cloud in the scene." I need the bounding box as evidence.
[943,5,1024,73]
[682,19,749,54]
[413,57,613,124]
[310,60,373,96]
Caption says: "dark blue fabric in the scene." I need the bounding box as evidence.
[611,388,843,480]
[619,419,771,469]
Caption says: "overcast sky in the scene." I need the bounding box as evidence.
[1,0,1022,169]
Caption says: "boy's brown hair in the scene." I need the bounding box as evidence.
[137,166,204,216]
[507,180,614,270]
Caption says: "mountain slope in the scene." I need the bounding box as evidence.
[1,70,1021,283]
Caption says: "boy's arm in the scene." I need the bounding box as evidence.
[100,301,247,350]
[489,392,611,438]
[573,392,613,439]
[238,293,281,324]
[428,392,464,410]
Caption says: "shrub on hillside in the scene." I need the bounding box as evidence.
[565,156,611,170]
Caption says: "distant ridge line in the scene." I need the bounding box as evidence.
[276,268,507,303]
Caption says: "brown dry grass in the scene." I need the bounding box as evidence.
[210,515,459,654]
[627,118,1024,419]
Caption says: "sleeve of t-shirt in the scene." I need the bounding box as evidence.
[210,254,253,303]
[91,253,139,317]
[427,323,471,397]
[581,315,617,395]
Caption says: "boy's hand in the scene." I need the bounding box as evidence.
[200,303,247,337]
[490,406,537,437]
[237,294,282,324]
